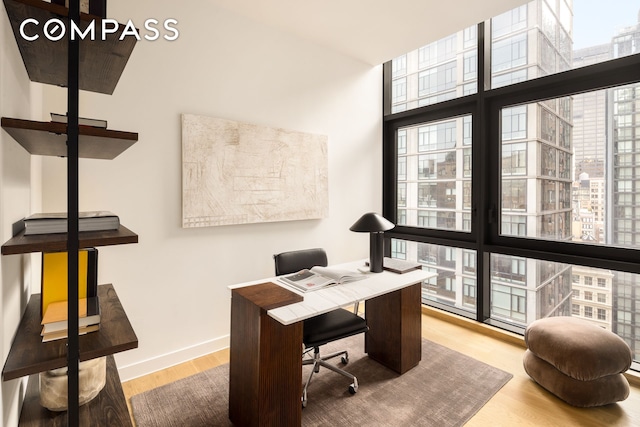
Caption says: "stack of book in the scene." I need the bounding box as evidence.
[40,248,100,342]
[50,112,107,128]
[21,211,120,235]
[40,297,101,342]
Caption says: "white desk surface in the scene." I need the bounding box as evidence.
[229,260,436,326]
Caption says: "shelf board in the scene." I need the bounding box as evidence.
[1,225,138,255]
[2,284,138,382]
[1,117,138,160]
[3,0,137,95]
[18,354,133,427]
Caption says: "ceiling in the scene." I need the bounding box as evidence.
[212,0,530,65]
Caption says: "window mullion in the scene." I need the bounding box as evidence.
[475,21,492,323]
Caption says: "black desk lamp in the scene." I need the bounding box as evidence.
[350,212,395,273]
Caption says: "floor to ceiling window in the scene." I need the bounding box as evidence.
[383,0,640,368]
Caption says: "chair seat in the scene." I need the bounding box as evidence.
[303,308,368,348]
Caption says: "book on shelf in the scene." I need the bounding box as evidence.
[279,266,365,292]
[41,296,101,335]
[41,324,100,343]
[41,248,98,317]
[51,112,108,128]
[21,211,119,235]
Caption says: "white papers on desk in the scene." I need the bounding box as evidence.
[278,266,365,292]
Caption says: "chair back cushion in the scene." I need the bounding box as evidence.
[273,248,328,275]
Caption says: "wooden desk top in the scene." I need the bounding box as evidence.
[231,282,303,310]
[229,260,435,326]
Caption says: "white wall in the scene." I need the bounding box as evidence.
[41,0,382,380]
[1,1,41,425]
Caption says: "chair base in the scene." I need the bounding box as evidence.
[302,347,358,408]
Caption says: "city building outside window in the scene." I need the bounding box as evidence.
[385,0,640,367]
[598,309,607,321]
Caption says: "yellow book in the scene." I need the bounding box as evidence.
[41,249,97,316]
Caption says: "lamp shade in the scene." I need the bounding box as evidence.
[350,212,394,273]
[349,212,395,233]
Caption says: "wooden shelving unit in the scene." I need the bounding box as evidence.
[1,226,138,256]
[0,118,138,160]
[2,284,138,381]
[2,0,136,95]
[1,0,139,425]
[18,355,133,427]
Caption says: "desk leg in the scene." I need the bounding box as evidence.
[364,283,421,374]
[229,293,303,427]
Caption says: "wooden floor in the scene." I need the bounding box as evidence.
[122,308,640,426]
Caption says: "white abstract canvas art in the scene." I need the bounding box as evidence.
[181,114,329,228]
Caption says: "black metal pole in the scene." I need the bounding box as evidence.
[67,0,80,426]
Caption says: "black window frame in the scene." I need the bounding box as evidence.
[382,22,640,336]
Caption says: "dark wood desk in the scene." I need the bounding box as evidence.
[228,263,434,426]
[365,282,422,374]
[228,282,303,426]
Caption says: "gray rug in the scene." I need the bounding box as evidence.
[131,336,512,426]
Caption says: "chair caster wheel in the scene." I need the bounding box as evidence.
[302,399,307,408]
[348,383,357,395]
[341,355,349,364]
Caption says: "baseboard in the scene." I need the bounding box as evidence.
[117,308,640,388]
[625,369,640,388]
[116,334,230,382]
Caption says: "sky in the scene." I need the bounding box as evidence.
[572,0,640,50]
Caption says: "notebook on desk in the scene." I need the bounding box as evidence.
[365,257,423,274]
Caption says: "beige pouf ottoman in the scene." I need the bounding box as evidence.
[39,356,106,411]
[523,316,632,407]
